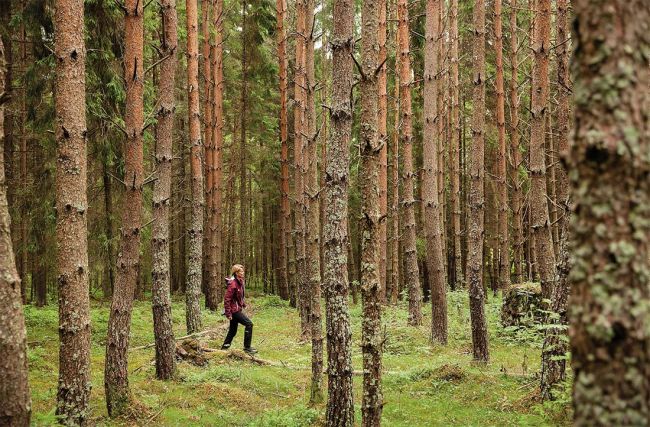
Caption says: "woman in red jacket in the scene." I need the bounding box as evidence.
[221,264,257,354]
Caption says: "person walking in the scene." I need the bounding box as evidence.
[221,264,257,354]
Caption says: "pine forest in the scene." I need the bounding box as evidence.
[0,0,648,425]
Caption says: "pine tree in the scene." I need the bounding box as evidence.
[528,0,555,299]
[151,0,178,381]
[377,0,388,304]
[360,0,383,422]
[569,0,649,423]
[211,0,224,296]
[424,0,447,345]
[0,35,31,427]
[397,0,421,326]
[468,0,489,363]
[449,0,462,289]
[324,0,354,421]
[185,0,204,334]
[105,0,145,415]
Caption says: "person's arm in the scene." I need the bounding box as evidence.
[224,282,235,319]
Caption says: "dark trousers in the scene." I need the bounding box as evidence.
[222,311,253,349]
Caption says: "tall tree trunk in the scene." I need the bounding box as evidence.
[569,0,650,423]
[377,0,388,304]
[105,0,144,416]
[388,0,399,305]
[0,36,31,427]
[202,0,218,311]
[509,0,524,284]
[468,0,489,363]
[424,0,447,345]
[277,0,289,300]
[304,0,323,403]
[360,0,383,423]
[450,0,462,289]
[18,7,27,303]
[185,0,204,334]
[239,0,248,267]
[151,0,178,381]
[540,0,572,401]
[212,0,224,297]
[494,0,509,290]
[324,0,354,420]
[103,161,115,297]
[0,0,13,217]
[293,0,309,338]
[397,0,421,326]
[529,0,555,300]
[54,0,92,420]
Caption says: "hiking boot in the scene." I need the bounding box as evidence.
[244,347,258,355]
[221,344,231,350]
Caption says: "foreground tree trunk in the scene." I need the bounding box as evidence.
[360,0,383,423]
[539,0,571,400]
[377,0,388,304]
[468,0,489,362]
[324,0,354,421]
[569,1,650,424]
[105,0,144,415]
[151,0,178,381]
[528,0,555,300]
[185,0,203,334]
[54,0,92,422]
[0,36,31,427]
[276,0,289,300]
[397,0,421,326]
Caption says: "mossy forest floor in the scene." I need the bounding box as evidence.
[27,290,571,426]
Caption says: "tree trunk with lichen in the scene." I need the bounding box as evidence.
[151,0,178,381]
[360,0,383,423]
[468,0,489,363]
[185,0,203,334]
[0,36,31,427]
[377,0,388,305]
[324,0,354,421]
[398,0,421,326]
[424,0,447,345]
[212,0,224,292]
[105,0,144,416]
[569,1,650,424]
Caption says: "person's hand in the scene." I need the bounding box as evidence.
[227,315,232,320]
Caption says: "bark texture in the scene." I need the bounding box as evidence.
[424,0,447,345]
[105,0,144,415]
[377,0,388,304]
[450,0,462,289]
[360,0,383,423]
[324,0,354,422]
[569,1,650,424]
[528,0,555,299]
[397,0,421,326]
[185,0,204,334]
[54,0,92,422]
[152,0,178,381]
[468,0,489,362]
[212,0,224,289]
[0,36,31,427]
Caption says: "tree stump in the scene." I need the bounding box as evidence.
[501,283,543,327]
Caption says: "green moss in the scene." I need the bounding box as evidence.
[25,292,570,426]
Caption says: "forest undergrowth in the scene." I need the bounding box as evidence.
[26,290,571,426]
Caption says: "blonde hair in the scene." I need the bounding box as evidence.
[231,264,244,276]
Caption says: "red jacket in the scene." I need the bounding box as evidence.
[224,277,246,319]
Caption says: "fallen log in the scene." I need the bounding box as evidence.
[130,325,227,351]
